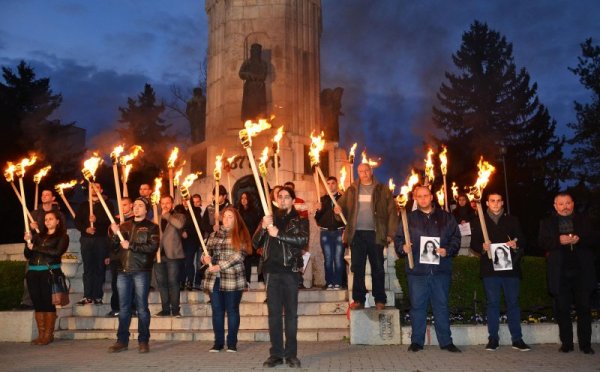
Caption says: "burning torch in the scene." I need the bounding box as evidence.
[239,119,272,216]
[54,180,77,219]
[180,173,211,268]
[151,177,162,263]
[214,153,223,231]
[348,143,357,185]
[119,145,143,198]
[33,165,51,211]
[396,169,420,269]
[272,126,284,186]
[258,147,273,215]
[468,157,496,259]
[111,145,125,222]
[167,147,179,198]
[439,145,449,212]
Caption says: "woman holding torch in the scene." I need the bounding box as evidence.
[201,207,252,353]
[24,210,69,345]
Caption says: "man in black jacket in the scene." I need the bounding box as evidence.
[108,197,159,354]
[253,186,308,368]
[470,192,530,351]
[539,192,597,354]
[315,176,345,290]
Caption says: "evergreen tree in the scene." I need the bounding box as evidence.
[568,38,600,186]
[433,21,564,254]
[117,83,175,178]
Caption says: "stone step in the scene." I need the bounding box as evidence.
[55,328,349,342]
[60,301,349,317]
[58,314,350,331]
[66,288,349,305]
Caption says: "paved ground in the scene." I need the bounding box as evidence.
[0,340,598,371]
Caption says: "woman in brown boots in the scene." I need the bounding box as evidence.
[24,210,69,345]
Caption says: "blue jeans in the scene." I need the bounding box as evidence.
[155,258,182,313]
[320,229,344,286]
[408,273,452,347]
[350,230,386,303]
[266,271,299,358]
[209,278,243,348]
[80,236,108,300]
[116,271,151,344]
[483,276,523,342]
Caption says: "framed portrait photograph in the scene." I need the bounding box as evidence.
[419,236,440,265]
[491,243,513,271]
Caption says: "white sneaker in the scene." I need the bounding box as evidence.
[326,284,334,290]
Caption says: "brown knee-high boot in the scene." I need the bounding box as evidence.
[41,312,57,345]
[31,312,46,345]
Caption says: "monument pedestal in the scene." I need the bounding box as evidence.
[350,308,401,345]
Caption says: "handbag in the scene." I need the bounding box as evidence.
[49,268,70,306]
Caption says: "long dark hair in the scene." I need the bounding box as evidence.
[494,246,511,265]
[421,240,438,257]
[236,191,255,211]
[222,207,252,255]
[42,210,66,237]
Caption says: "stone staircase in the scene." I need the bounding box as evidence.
[55,230,350,342]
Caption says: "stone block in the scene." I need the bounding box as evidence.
[299,315,348,329]
[318,329,350,341]
[0,311,36,342]
[350,308,401,345]
[297,330,318,341]
[319,302,348,315]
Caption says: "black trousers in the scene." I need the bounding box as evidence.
[266,271,299,358]
[26,270,56,312]
[555,275,593,349]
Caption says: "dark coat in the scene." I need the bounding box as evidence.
[111,218,159,272]
[24,231,69,266]
[470,212,525,278]
[395,206,461,276]
[538,213,597,296]
[315,192,345,230]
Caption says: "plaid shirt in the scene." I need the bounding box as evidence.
[202,227,247,292]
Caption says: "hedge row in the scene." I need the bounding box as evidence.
[0,261,26,310]
[395,256,553,318]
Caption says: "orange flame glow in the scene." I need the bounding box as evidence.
[182,173,199,189]
[396,169,420,208]
[54,180,77,194]
[348,143,358,163]
[309,131,325,167]
[82,153,103,181]
[467,156,496,201]
[424,148,435,184]
[244,118,272,137]
[167,147,179,168]
[389,178,396,193]
[214,153,223,181]
[173,164,185,187]
[33,165,51,184]
[451,182,459,201]
[439,145,448,176]
[15,155,38,177]
[4,162,16,182]
[110,145,124,163]
[407,169,420,191]
[120,145,143,166]
[339,166,347,191]
[361,150,379,167]
[436,186,445,207]
[151,177,162,205]
[273,126,284,153]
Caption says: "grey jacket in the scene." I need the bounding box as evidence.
[159,211,186,259]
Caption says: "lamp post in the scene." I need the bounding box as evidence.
[499,145,511,215]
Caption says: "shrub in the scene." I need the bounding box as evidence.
[0,261,26,310]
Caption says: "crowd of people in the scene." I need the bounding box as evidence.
[20,162,598,368]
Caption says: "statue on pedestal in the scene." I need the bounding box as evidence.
[186,87,206,143]
[239,43,268,121]
[320,87,344,141]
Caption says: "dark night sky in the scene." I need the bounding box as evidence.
[1,0,599,181]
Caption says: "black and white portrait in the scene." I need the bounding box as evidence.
[491,243,513,271]
[419,236,440,265]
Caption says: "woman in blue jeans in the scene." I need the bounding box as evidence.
[201,207,251,352]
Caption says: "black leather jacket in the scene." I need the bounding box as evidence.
[252,209,308,272]
[111,219,159,272]
[24,232,69,266]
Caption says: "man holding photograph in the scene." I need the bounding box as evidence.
[395,185,461,353]
[470,191,530,351]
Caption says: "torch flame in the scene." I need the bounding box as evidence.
[361,150,379,167]
[436,186,445,207]
[273,126,284,153]
[82,153,103,181]
[467,156,496,201]
[16,155,38,177]
[388,178,396,194]
[123,164,133,183]
[182,173,199,189]
[214,153,223,181]
[348,143,358,163]
[167,147,179,168]
[309,131,325,167]
[259,147,269,166]
[245,118,272,137]
[407,169,420,190]
[451,182,458,201]
[396,169,420,208]
[120,145,143,165]
[439,145,448,176]
[173,165,184,187]
[110,145,124,163]
[4,162,16,182]
[424,148,435,184]
[151,177,162,205]
[54,180,77,194]
[33,165,52,184]
[339,166,347,191]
